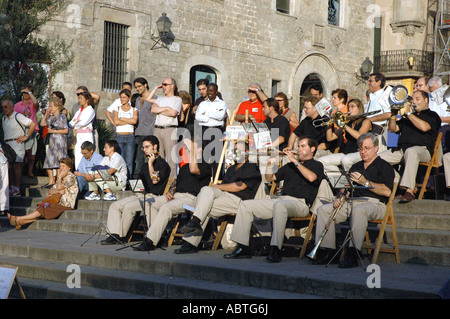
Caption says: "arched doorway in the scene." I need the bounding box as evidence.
[299,73,324,114]
[189,65,217,102]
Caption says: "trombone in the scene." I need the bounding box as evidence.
[307,192,348,260]
[312,110,380,128]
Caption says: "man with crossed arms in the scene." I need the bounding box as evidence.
[225,136,325,263]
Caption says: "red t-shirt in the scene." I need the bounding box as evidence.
[236,100,266,123]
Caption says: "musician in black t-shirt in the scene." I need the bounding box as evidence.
[314,133,394,268]
[379,90,441,203]
[284,96,329,158]
[176,142,262,254]
[102,136,170,245]
[225,136,325,262]
[133,131,212,252]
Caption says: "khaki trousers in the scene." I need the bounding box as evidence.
[378,146,430,191]
[444,152,450,188]
[231,196,310,249]
[154,127,178,177]
[106,193,157,237]
[184,186,242,247]
[145,192,196,245]
[315,197,386,250]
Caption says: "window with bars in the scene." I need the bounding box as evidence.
[102,21,129,92]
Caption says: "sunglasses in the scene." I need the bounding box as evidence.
[162,83,172,86]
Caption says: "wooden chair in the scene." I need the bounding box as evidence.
[167,207,193,247]
[283,179,335,258]
[127,176,173,243]
[415,132,443,200]
[362,182,400,264]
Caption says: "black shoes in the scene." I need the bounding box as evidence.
[132,237,155,252]
[265,246,282,263]
[338,247,360,268]
[178,216,203,235]
[313,248,339,265]
[100,234,125,245]
[223,244,252,259]
[174,241,198,254]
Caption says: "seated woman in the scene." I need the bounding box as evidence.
[8,158,78,230]
[319,98,373,174]
[85,140,128,201]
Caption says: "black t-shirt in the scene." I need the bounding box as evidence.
[222,161,262,200]
[341,119,372,154]
[275,159,324,206]
[397,109,441,154]
[349,156,395,204]
[293,115,328,145]
[264,114,291,150]
[175,162,212,196]
[139,156,171,195]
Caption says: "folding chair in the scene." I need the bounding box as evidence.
[283,179,335,258]
[415,132,443,200]
[127,177,173,243]
[362,182,400,264]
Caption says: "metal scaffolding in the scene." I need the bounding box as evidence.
[434,0,450,76]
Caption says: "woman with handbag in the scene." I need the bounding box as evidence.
[40,97,69,188]
[8,158,78,230]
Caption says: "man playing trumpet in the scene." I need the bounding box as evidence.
[378,90,441,203]
[313,133,394,268]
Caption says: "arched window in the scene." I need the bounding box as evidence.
[189,65,217,102]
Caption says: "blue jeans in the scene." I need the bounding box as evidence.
[115,133,136,179]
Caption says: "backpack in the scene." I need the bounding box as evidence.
[0,140,17,163]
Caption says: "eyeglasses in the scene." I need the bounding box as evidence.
[162,83,172,86]
[358,146,375,152]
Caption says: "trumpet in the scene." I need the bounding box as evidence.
[307,193,348,260]
[389,85,409,111]
[312,110,380,128]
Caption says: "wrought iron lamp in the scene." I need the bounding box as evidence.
[151,13,174,50]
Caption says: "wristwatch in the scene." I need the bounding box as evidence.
[296,162,301,167]
[364,180,370,187]
[406,112,412,117]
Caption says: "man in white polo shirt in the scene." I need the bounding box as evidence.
[1,99,37,197]
[150,77,182,177]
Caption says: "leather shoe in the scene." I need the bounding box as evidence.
[132,238,155,252]
[178,217,203,235]
[101,234,124,245]
[223,245,252,259]
[265,246,282,263]
[313,248,339,265]
[174,241,198,254]
[339,247,359,268]
[399,191,415,203]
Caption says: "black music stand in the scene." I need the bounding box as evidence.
[325,170,374,271]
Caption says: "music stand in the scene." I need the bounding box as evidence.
[325,170,374,271]
[81,166,123,247]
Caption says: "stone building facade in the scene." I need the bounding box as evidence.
[39,0,374,119]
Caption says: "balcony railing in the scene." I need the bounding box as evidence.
[374,49,434,75]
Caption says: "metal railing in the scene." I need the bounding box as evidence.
[374,49,434,75]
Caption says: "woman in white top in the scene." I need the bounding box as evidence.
[69,91,95,170]
[113,89,138,179]
[85,140,128,201]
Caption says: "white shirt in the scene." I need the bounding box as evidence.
[115,106,136,133]
[2,111,32,140]
[69,105,96,132]
[154,96,182,126]
[100,152,128,188]
[195,97,227,127]
[366,88,389,126]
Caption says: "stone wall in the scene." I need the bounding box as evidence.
[38,0,374,119]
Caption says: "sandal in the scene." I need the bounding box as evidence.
[7,214,22,230]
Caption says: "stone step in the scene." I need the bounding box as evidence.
[394,213,450,231]
[393,200,450,215]
[1,255,321,299]
[0,230,446,299]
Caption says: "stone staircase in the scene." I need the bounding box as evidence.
[0,176,448,299]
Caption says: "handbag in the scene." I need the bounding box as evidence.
[0,141,17,163]
[40,193,62,206]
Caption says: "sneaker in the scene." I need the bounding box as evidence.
[10,189,21,197]
[85,193,101,201]
[103,193,117,201]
